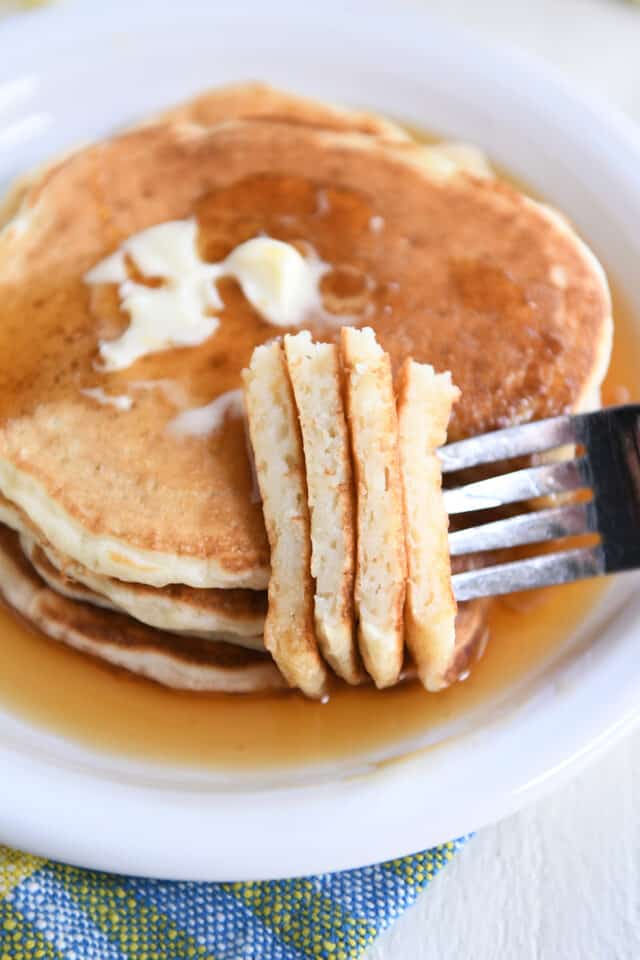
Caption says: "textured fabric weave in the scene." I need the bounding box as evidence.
[0,840,464,959]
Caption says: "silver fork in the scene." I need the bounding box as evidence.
[441,405,640,601]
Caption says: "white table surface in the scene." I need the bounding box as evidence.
[366,2,640,958]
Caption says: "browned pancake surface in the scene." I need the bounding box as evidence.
[154,81,409,140]
[0,121,610,581]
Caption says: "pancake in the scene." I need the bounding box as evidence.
[153,81,410,141]
[0,493,267,645]
[0,81,412,241]
[33,537,266,646]
[0,81,407,233]
[243,342,328,699]
[446,598,491,684]
[283,332,360,684]
[341,327,406,689]
[0,525,283,693]
[0,119,611,592]
[397,359,460,692]
[20,532,265,651]
[0,171,39,232]
[153,82,498,185]
[0,517,490,693]
[422,141,494,178]
[1,84,492,234]
[20,533,118,611]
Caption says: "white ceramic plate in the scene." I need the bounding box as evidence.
[1,0,640,882]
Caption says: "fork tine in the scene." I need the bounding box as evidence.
[439,415,576,473]
[443,457,590,515]
[452,545,605,601]
[448,502,597,556]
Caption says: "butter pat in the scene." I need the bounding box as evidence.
[85,220,329,371]
[86,220,221,371]
[167,388,245,438]
[224,237,326,328]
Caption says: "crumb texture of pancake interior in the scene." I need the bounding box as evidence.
[284,331,360,684]
[398,359,460,692]
[243,342,328,699]
[340,326,407,689]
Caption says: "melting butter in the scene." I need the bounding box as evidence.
[167,389,244,438]
[85,220,330,371]
[85,219,221,371]
[80,386,133,411]
[223,235,328,328]
[128,379,191,408]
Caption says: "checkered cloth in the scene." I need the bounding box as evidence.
[0,840,465,958]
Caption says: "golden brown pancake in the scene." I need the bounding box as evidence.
[283,332,360,684]
[243,342,328,699]
[21,532,266,651]
[153,81,410,141]
[341,327,406,689]
[0,172,37,232]
[21,534,118,611]
[446,598,491,685]
[397,359,460,692]
[0,82,408,232]
[0,119,611,591]
[0,519,489,693]
[0,526,282,693]
[0,493,267,644]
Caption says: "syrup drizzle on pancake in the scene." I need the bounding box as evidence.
[0,118,611,590]
[0,279,633,770]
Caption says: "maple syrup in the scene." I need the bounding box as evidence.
[0,135,636,771]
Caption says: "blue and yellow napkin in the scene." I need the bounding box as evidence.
[0,840,465,959]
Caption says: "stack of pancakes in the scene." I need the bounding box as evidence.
[0,83,612,694]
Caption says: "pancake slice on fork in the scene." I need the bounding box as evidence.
[284,331,360,683]
[243,342,328,698]
[397,359,460,691]
[341,326,407,688]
